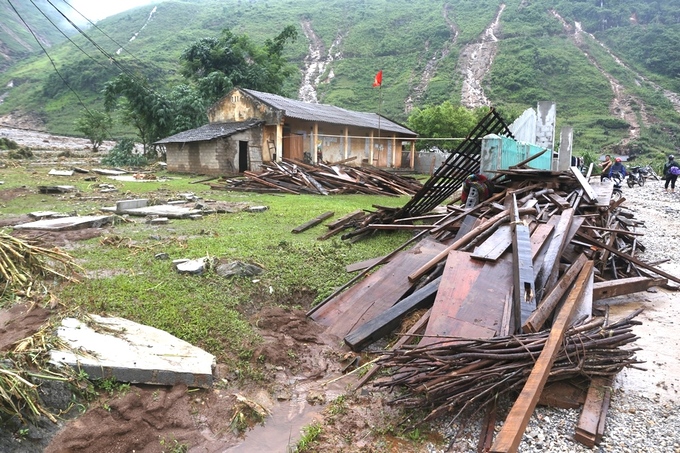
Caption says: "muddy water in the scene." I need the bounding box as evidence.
[226,378,347,453]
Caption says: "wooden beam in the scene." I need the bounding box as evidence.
[592,276,666,300]
[534,209,574,301]
[522,253,588,333]
[343,276,440,351]
[574,376,614,447]
[570,166,598,202]
[409,208,541,283]
[291,211,335,234]
[490,260,594,453]
[354,308,431,389]
[471,225,512,261]
[511,194,535,328]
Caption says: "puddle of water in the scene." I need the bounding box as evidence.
[226,378,347,453]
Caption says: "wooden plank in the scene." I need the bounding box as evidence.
[490,260,594,453]
[471,224,512,261]
[421,250,513,346]
[529,223,554,260]
[575,376,613,447]
[535,209,574,301]
[523,253,588,333]
[318,238,447,338]
[570,166,598,202]
[343,276,440,351]
[326,209,364,229]
[409,208,513,283]
[453,214,481,241]
[543,191,571,209]
[354,308,431,390]
[345,256,388,273]
[291,211,335,234]
[592,276,666,300]
[511,194,535,328]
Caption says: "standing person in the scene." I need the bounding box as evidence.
[600,154,612,181]
[663,155,680,193]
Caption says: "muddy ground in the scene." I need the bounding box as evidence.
[0,130,679,452]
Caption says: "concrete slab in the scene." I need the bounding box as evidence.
[108,175,168,182]
[13,215,114,231]
[93,168,127,176]
[38,185,76,194]
[50,315,215,388]
[28,211,61,219]
[48,169,74,176]
[119,205,202,218]
[116,199,149,211]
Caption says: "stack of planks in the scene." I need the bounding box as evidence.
[307,166,677,450]
[208,158,423,196]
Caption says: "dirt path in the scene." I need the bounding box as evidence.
[459,4,505,108]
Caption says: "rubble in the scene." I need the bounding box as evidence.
[308,156,676,448]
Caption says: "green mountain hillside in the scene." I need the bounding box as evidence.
[0,0,74,71]
[1,0,680,160]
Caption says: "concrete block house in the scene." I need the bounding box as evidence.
[155,88,418,175]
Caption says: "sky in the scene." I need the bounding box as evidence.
[66,0,158,22]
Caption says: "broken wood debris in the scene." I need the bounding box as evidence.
[207,159,423,197]
[308,166,673,448]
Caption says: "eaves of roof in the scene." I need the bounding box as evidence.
[155,119,264,144]
[240,88,417,137]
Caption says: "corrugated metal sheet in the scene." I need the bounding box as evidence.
[241,88,417,136]
[480,135,551,177]
[155,119,263,144]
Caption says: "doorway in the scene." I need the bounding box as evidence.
[238,141,249,172]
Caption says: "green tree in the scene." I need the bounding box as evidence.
[74,110,112,152]
[407,102,487,151]
[104,74,176,157]
[180,25,298,103]
[104,26,298,154]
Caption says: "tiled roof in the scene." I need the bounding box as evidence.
[241,88,417,136]
[155,119,263,144]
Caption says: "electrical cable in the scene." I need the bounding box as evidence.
[28,0,116,74]
[6,0,93,116]
[57,0,163,72]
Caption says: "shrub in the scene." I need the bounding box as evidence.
[102,138,147,167]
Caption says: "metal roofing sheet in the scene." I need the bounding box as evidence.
[241,88,416,136]
[155,119,263,144]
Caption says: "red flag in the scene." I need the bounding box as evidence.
[372,70,383,87]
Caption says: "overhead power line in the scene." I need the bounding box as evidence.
[6,0,92,115]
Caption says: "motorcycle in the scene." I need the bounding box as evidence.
[627,165,647,188]
[641,163,660,181]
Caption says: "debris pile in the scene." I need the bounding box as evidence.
[209,158,423,196]
[307,164,677,449]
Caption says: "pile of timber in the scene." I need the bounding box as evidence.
[208,158,422,196]
[307,166,678,450]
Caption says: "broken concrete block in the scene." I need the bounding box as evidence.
[172,259,189,267]
[48,169,74,177]
[28,211,60,219]
[155,253,170,260]
[176,258,208,275]
[247,206,269,213]
[148,217,169,225]
[189,214,203,220]
[49,315,215,388]
[116,199,149,212]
